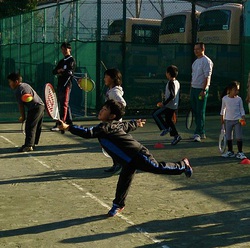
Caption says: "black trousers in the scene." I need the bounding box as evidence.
[25,105,45,147]
[113,147,186,207]
[152,107,178,137]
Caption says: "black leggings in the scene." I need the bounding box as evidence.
[113,147,186,207]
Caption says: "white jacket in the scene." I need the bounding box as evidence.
[106,86,126,107]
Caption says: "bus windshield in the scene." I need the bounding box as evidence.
[160,15,186,35]
[108,20,123,35]
[199,10,231,31]
[132,24,160,44]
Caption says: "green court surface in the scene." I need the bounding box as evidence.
[0,116,250,248]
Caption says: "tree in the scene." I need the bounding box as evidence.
[0,0,38,18]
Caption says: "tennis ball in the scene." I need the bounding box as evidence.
[157,102,162,107]
[21,93,33,102]
[198,96,202,100]
[239,119,246,126]
[78,78,92,92]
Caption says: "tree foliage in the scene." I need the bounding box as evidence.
[0,0,38,18]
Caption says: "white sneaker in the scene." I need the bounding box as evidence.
[50,126,60,132]
[236,152,247,160]
[201,134,207,139]
[222,151,235,158]
[193,134,201,142]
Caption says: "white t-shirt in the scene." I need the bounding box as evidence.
[191,55,213,89]
[220,95,245,120]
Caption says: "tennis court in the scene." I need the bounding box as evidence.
[1,116,250,248]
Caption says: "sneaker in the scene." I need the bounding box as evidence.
[108,204,124,217]
[189,134,196,139]
[50,125,60,131]
[18,145,33,152]
[201,134,207,139]
[160,128,171,136]
[236,152,247,160]
[171,135,182,145]
[193,134,201,142]
[222,151,235,158]
[182,158,193,178]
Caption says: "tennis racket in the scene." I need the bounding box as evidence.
[77,77,95,92]
[44,83,65,134]
[64,73,95,93]
[44,83,60,120]
[218,124,227,153]
[185,108,193,129]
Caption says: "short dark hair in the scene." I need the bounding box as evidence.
[195,42,205,49]
[104,68,122,86]
[7,72,22,82]
[103,99,125,120]
[166,65,178,78]
[61,42,71,49]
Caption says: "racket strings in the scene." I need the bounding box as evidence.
[46,88,56,113]
[45,85,59,120]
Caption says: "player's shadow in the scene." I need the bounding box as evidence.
[0,167,117,185]
[0,143,104,159]
[0,215,106,238]
[58,208,250,248]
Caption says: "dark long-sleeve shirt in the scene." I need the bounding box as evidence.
[69,120,143,165]
[52,55,76,89]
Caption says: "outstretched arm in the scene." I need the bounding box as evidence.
[58,121,105,139]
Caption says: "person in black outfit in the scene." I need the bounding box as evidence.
[8,72,45,152]
[51,42,76,131]
[58,100,193,217]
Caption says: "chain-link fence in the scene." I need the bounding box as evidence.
[0,0,247,122]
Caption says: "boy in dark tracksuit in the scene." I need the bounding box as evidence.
[59,100,193,217]
[8,72,45,152]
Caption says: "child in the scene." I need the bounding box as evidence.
[103,68,126,174]
[152,65,181,145]
[8,72,45,152]
[59,99,193,217]
[51,42,76,132]
[220,81,246,159]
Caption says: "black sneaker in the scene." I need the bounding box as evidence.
[160,128,171,136]
[18,145,33,152]
[171,135,182,145]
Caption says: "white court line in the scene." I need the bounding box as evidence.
[0,135,170,248]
